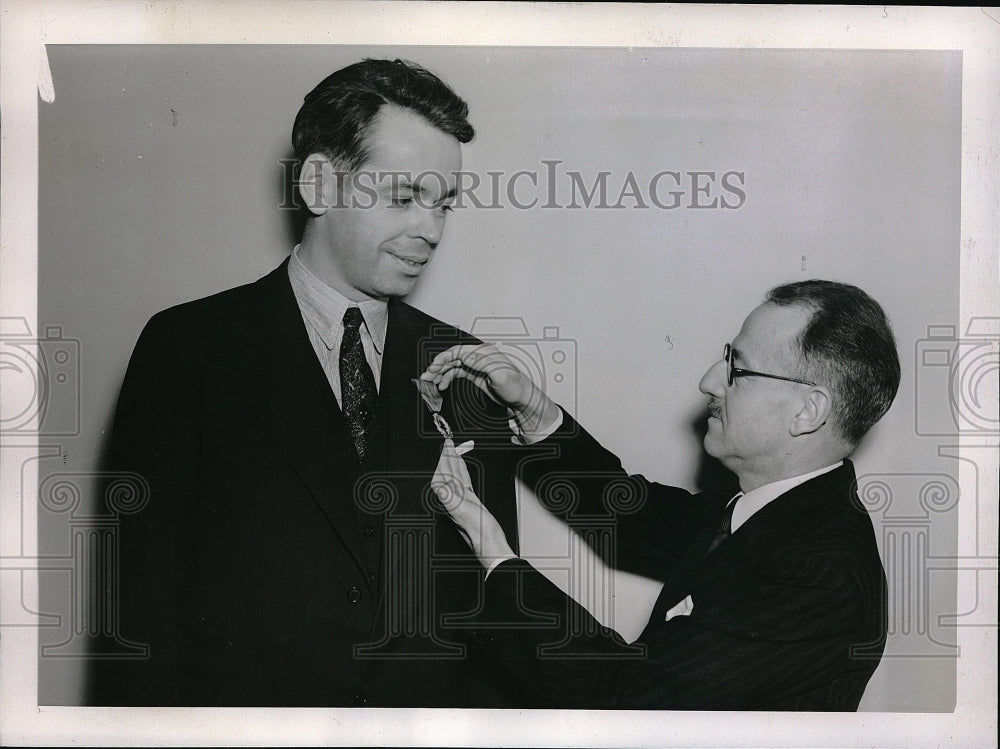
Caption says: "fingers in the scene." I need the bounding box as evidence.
[431,464,483,554]
[420,343,482,381]
[420,343,510,392]
[430,440,514,563]
[431,439,476,512]
[431,475,468,514]
[444,441,473,488]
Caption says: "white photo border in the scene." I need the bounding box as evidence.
[1,2,997,747]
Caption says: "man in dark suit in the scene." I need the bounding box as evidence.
[86,59,536,707]
[425,280,899,710]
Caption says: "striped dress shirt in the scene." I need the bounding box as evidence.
[286,246,388,405]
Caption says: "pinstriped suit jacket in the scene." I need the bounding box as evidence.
[468,411,887,710]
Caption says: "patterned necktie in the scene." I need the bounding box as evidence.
[339,307,378,462]
[705,493,741,557]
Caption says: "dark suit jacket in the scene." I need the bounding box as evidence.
[86,259,536,707]
[466,411,888,711]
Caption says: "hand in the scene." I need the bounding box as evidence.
[421,343,560,436]
[431,439,515,568]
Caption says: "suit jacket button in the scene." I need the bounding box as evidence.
[347,586,363,603]
[352,692,367,706]
[362,526,376,538]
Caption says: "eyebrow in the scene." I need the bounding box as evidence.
[730,345,757,370]
[383,178,414,191]
[411,181,457,200]
[383,181,457,203]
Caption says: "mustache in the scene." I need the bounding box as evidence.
[706,398,723,419]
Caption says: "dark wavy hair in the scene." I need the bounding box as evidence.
[765,280,900,447]
[292,58,474,171]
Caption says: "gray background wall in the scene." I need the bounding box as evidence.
[36,45,962,710]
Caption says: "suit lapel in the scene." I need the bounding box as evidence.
[220,260,368,569]
[654,463,859,616]
[378,301,490,556]
[729,461,858,553]
[380,300,443,483]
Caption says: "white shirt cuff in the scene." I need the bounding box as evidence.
[508,407,564,445]
[484,554,518,579]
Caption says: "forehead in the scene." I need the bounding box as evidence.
[733,303,811,364]
[361,104,462,188]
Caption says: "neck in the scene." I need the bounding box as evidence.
[736,449,849,493]
[298,230,378,303]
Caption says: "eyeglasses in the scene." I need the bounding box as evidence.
[723,343,816,387]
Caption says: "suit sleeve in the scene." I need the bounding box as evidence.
[469,549,871,710]
[466,559,635,708]
[435,376,523,551]
[517,409,718,579]
[87,311,201,704]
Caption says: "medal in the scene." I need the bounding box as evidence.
[412,378,453,440]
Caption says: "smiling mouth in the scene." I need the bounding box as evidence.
[390,254,429,272]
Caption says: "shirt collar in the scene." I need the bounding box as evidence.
[731,461,844,532]
[288,245,388,353]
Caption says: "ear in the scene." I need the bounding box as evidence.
[790,386,833,436]
[297,153,340,216]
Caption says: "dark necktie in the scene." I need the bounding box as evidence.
[339,307,378,462]
[705,494,741,557]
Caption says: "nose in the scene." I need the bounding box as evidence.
[408,204,446,246]
[699,357,727,397]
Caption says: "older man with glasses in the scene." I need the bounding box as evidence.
[422,279,900,711]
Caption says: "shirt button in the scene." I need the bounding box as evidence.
[347,586,362,603]
[362,526,376,538]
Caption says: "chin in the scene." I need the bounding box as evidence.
[702,432,724,460]
[702,435,716,455]
[374,279,419,299]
